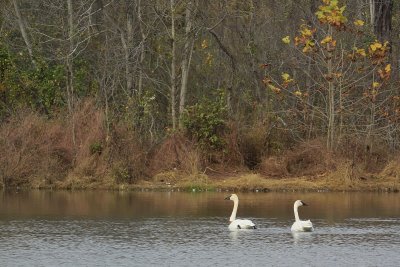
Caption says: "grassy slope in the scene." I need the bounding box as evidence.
[3,161,400,192]
[131,172,400,192]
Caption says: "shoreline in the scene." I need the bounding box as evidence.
[3,173,399,193]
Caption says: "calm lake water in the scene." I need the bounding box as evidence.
[1,191,400,266]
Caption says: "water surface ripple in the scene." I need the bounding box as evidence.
[0,191,400,266]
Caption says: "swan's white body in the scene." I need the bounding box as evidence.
[291,200,314,232]
[225,194,256,231]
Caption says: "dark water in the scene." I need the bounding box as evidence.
[1,191,400,266]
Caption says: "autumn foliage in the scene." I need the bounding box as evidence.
[0,0,399,189]
[265,0,396,151]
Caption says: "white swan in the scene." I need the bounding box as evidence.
[291,200,314,232]
[225,194,256,231]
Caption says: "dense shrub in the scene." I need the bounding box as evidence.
[182,89,227,150]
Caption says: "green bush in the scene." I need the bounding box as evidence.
[182,89,227,150]
[0,42,65,117]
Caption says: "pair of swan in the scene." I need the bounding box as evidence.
[225,194,313,232]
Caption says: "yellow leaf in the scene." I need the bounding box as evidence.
[370,44,377,52]
[281,73,290,81]
[300,25,314,37]
[370,41,382,52]
[303,42,314,52]
[321,35,332,44]
[372,82,380,88]
[282,36,290,44]
[354,19,364,26]
[294,90,302,97]
[201,39,208,49]
[385,64,391,73]
[268,84,281,94]
[356,48,366,57]
[205,52,213,66]
[306,40,315,47]
[302,29,311,37]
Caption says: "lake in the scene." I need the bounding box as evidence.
[1,191,400,266]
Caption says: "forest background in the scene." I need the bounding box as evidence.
[0,0,399,191]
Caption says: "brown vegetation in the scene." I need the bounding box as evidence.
[1,105,399,192]
[149,133,201,176]
[259,139,335,178]
[0,100,147,189]
[0,110,72,188]
[1,1,399,192]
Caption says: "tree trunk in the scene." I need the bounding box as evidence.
[372,0,393,42]
[67,0,76,146]
[338,50,345,147]
[137,0,146,97]
[103,8,132,94]
[118,20,131,94]
[369,0,375,26]
[178,1,194,129]
[170,0,177,130]
[126,7,134,94]
[12,0,35,67]
[326,26,335,150]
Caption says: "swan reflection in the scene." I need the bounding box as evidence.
[228,228,254,242]
[292,231,314,244]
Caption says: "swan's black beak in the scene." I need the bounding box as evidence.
[224,195,231,200]
[301,201,308,206]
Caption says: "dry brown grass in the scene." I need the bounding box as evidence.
[337,137,389,173]
[258,139,335,178]
[237,122,268,169]
[149,133,202,176]
[211,174,321,191]
[258,156,288,177]
[382,158,400,178]
[222,122,244,166]
[0,100,148,189]
[285,139,335,176]
[59,101,148,188]
[1,102,398,192]
[73,100,105,162]
[0,110,73,188]
[208,167,399,192]
[106,122,147,182]
[152,171,181,184]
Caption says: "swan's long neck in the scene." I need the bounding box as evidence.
[230,198,238,222]
[294,204,300,222]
